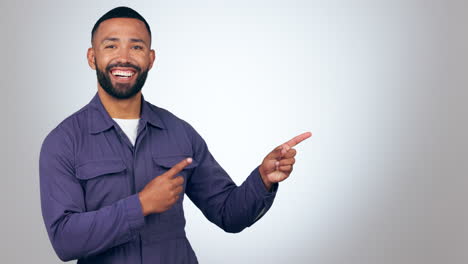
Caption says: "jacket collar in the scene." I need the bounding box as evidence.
[88,92,165,134]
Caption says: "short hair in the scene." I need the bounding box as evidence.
[91,6,151,43]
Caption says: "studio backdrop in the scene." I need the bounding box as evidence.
[2,0,467,263]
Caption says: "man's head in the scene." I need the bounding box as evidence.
[87,7,155,99]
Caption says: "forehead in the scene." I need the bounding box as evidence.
[93,18,150,44]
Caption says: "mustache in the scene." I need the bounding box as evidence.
[106,62,141,72]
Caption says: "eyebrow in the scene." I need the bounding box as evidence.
[102,37,119,43]
[130,38,146,44]
[101,37,148,46]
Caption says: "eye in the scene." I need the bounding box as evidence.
[132,45,143,50]
[105,45,116,49]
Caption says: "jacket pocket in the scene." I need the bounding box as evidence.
[152,155,198,170]
[76,159,128,210]
[76,159,126,180]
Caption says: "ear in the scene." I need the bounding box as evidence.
[148,49,156,70]
[87,48,96,70]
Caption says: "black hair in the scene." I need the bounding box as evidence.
[91,6,151,42]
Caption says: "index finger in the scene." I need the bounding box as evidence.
[164,158,193,178]
[283,132,312,148]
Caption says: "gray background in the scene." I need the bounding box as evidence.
[2,0,468,263]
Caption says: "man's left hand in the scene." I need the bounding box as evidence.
[259,132,312,191]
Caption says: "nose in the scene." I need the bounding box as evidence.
[116,46,131,63]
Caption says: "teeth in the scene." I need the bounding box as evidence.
[112,70,134,77]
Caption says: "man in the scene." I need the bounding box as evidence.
[39,6,311,264]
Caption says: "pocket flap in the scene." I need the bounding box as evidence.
[152,156,198,169]
[76,159,127,180]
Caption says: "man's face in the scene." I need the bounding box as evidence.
[87,18,155,99]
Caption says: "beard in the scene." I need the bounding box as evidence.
[95,59,149,99]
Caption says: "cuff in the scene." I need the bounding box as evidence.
[249,166,279,200]
[123,194,145,236]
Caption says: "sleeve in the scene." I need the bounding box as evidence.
[39,127,145,261]
[183,123,279,233]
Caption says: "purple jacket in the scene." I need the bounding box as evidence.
[39,93,278,263]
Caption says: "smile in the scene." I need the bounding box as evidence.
[110,69,136,79]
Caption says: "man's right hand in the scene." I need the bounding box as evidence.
[138,158,192,216]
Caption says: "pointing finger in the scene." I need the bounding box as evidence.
[267,132,311,159]
[164,158,192,178]
[283,132,312,148]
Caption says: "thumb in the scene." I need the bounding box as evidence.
[267,144,290,160]
[262,158,280,173]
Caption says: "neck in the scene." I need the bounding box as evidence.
[97,87,141,119]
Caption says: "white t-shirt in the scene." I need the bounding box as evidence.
[113,118,140,146]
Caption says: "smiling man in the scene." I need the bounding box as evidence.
[39,6,311,264]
